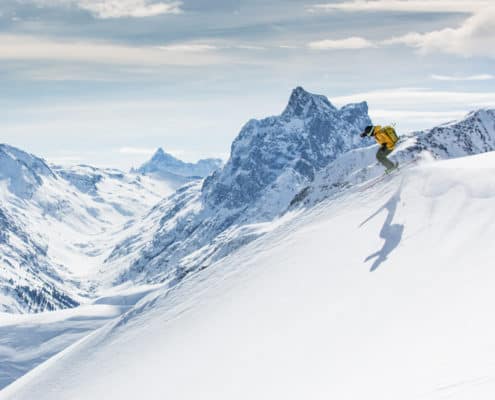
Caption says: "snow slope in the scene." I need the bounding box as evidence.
[0,148,172,314]
[3,151,495,399]
[0,283,162,389]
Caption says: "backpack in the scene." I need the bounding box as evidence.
[383,126,399,146]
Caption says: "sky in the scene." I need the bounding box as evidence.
[1,0,494,169]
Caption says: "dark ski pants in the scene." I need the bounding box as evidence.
[376,145,395,170]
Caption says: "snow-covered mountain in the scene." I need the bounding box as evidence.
[134,148,223,187]
[102,91,495,290]
[101,87,372,285]
[0,146,173,314]
[4,150,495,400]
[296,108,495,206]
[2,87,495,397]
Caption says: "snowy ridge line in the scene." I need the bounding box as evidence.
[4,151,495,399]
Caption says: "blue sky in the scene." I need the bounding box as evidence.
[1,0,494,169]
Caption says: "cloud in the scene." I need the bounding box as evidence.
[431,74,494,81]
[332,87,495,132]
[22,0,182,18]
[0,34,226,66]
[157,44,218,52]
[307,6,495,59]
[47,155,84,165]
[308,37,376,50]
[384,7,495,58]
[118,147,156,155]
[308,0,490,14]
[332,87,495,108]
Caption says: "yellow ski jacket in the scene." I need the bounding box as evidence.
[372,125,396,150]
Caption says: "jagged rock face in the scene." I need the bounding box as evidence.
[202,87,371,209]
[55,166,103,196]
[137,148,223,180]
[415,109,495,158]
[0,144,54,199]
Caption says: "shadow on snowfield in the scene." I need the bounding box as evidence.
[359,182,404,272]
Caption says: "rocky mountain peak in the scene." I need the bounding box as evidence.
[202,88,371,210]
[282,86,337,118]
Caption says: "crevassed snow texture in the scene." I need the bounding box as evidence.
[3,152,495,400]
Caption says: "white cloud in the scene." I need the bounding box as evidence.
[308,0,490,14]
[383,7,495,58]
[157,44,218,52]
[233,44,266,51]
[0,34,226,66]
[47,155,84,165]
[332,87,495,108]
[431,74,494,81]
[371,109,467,120]
[308,37,376,50]
[118,147,156,155]
[308,5,495,59]
[24,0,182,18]
[332,87,495,132]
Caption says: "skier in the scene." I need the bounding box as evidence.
[360,125,399,172]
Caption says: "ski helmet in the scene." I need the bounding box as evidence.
[362,125,374,136]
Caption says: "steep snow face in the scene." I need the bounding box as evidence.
[0,145,54,199]
[5,152,495,400]
[136,148,223,187]
[0,149,172,314]
[103,87,372,285]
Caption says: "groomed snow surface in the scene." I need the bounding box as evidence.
[2,152,495,400]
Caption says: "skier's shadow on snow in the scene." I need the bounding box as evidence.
[359,186,404,272]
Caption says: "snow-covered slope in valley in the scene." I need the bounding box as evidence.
[0,146,172,314]
[0,284,161,389]
[102,87,372,284]
[135,148,223,188]
[4,151,495,400]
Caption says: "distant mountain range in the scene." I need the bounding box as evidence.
[133,148,223,188]
[0,147,172,314]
